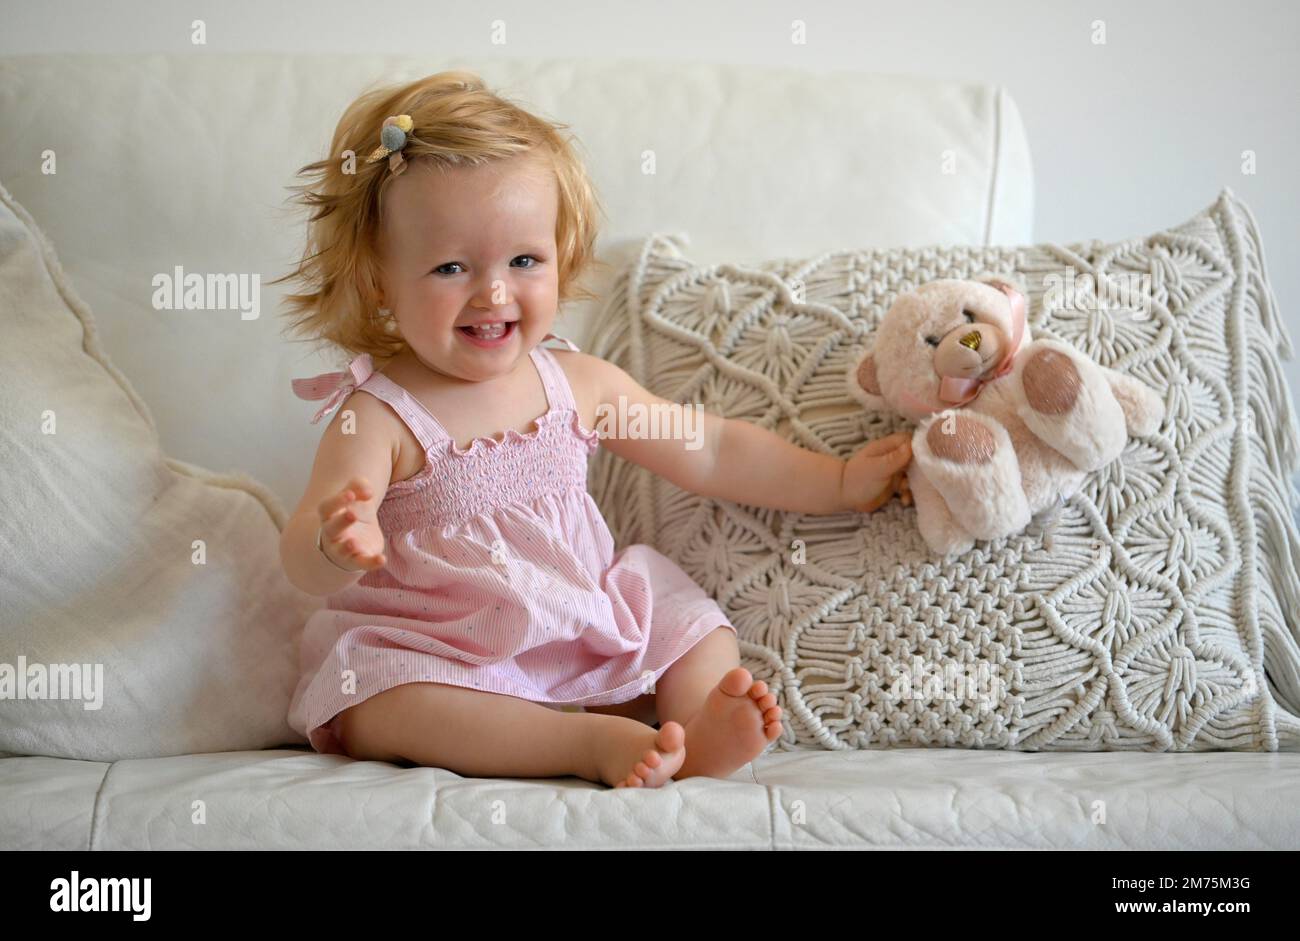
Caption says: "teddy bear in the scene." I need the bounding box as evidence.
[846,274,1166,556]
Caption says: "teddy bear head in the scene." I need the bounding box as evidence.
[846,274,1032,422]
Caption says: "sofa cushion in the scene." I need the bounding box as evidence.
[5,747,1299,849]
[587,189,1300,752]
[0,179,319,760]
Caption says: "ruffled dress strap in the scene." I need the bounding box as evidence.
[356,374,451,455]
[532,334,580,414]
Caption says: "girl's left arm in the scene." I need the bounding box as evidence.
[589,356,911,515]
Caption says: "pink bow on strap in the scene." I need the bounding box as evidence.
[936,282,1027,406]
[291,354,375,424]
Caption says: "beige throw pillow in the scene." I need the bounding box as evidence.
[0,179,319,760]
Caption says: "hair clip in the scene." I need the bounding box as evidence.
[366,114,414,176]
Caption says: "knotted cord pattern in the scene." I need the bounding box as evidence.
[587,189,1300,752]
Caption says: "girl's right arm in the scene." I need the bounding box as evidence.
[280,391,395,596]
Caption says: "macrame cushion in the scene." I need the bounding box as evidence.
[587,188,1300,752]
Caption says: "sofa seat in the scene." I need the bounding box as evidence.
[4,748,1296,850]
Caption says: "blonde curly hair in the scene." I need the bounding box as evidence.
[272,70,607,367]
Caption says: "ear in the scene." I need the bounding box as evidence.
[847,346,887,411]
[973,271,1028,297]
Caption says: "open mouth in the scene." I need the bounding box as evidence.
[457,320,518,344]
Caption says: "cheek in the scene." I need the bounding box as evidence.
[891,343,940,382]
[881,346,944,411]
[394,288,457,333]
[407,279,464,315]
[518,271,559,305]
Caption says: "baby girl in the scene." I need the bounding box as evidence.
[277,71,912,789]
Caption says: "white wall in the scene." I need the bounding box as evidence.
[4,0,1298,499]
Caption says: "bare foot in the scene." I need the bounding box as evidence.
[594,720,687,789]
[674,667,783,780]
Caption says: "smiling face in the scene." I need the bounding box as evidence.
[376,152,560,384]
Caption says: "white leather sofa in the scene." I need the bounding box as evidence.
[2,54,1297,850]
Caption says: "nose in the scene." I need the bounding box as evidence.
[934,328,987,379]
[470,271,512,309]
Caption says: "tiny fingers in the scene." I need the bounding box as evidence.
[317,478,373,523]
[322,507,357,539]
[317,490,352,522]
[854,488,889,513]
[859,431,911,455]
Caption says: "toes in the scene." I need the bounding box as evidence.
[748,680,769,700]
[763,705,782,722]
[755,692,777,711]
[656,720,685,751]
[719,667,752,697]
[764,721,782,741]
[641,750,662,770]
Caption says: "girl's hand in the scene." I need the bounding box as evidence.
[841,431,913,513]
[897,471,912,507]
[316,476,388,572]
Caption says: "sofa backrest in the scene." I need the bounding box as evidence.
[0,54,1034,514]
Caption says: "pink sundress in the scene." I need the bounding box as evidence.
[286,333,737,755]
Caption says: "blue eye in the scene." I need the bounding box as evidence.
[431,256,540,275]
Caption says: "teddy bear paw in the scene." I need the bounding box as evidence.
[1013,340,1128,472]
[911,412,1032,542]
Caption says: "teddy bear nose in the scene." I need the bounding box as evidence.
[957,330,982,352]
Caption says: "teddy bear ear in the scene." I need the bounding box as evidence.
[847,346,887,410]
[973,271,1028,296]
